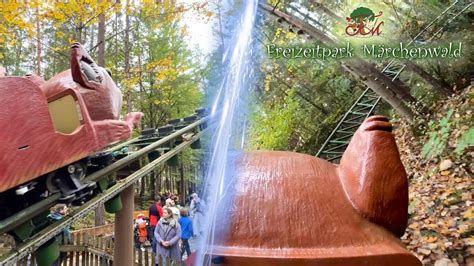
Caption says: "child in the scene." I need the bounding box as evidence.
[178,208,193,260]
[134,213,148,251]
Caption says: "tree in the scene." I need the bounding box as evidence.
[94,0,107,227]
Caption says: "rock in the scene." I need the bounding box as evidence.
[439,159,453,171]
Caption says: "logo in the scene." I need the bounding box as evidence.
[345,7,384,37]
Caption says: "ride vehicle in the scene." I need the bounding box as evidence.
[0,43,142,242]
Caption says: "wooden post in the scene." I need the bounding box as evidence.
[68,234,74,265]
[75,234,80,265]
[114,186,134,266]
[81,233,86,266]
[144,248,149,266]
[180,162,185,204]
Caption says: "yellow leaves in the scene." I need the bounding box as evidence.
[275,28,282,38]
[440,170,450,176]
[463,207,473,219]
[424,223,438,230]
[408,222,419,230]
[146,55,183,82]
[56,31,65,39]
[269,0,282,6]
[122,77,141,89]
[155,72,167,82]
[264,75,272,92]
[42,0,117,29]
[0,1,34,42]
[425,236,438,243]
[285,31,296,40]
[68,37,77,45]
[440,227,450,235]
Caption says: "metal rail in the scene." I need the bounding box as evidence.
[0,116,209,237]
[85,117,209,183]
[0,127,210,265]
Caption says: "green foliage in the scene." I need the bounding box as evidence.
[455,128,474,154]
[421,110,455,158]
[248,90,299,150]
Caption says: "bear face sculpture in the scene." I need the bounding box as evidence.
[40,43,123,121]
[204,116,420,266]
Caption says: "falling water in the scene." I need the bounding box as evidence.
[196,1,259,264]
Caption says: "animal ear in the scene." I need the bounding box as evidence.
[338,116,408,237]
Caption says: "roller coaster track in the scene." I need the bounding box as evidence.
[0,113,213,265]
[315,1,473,162]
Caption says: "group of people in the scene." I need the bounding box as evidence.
[134,192,205,263]
[46,192,205,265]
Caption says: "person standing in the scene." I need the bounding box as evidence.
[48,204,72,266]
[165,198,180,218]
[134,213,148,251]
[189,193,204,237]
[154,207,182,265]
[178,209,193,260]
[148,197,163,253]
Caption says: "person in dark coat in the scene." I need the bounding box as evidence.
[154,207,182,264]
[178,208,193,259]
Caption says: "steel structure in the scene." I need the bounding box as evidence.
[0,114,212,265]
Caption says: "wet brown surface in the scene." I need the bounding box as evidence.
[207,116,420,265]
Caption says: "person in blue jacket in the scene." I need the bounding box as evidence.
[48,204,72,266]
[178,208,193,259]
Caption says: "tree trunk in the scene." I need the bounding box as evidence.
[35,5,41,76]
[170,167,175,195]
[165,166,170,193]
[94,9,107,226]
[125,0,132,113]
[156,167,162,197]
[94,204,105,226]
[98,2,106,67]
[150,170,156,200]
[260,3,416,120]
[179,162,185,204]
[404,61,452,96]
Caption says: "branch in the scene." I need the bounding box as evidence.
[88,6,194,53]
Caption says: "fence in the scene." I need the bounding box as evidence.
[10,232,185,266]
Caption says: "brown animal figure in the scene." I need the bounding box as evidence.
[41,43,125,121]
[204,116,420,266]
[40,43,142,144]
[0,43,142,193]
